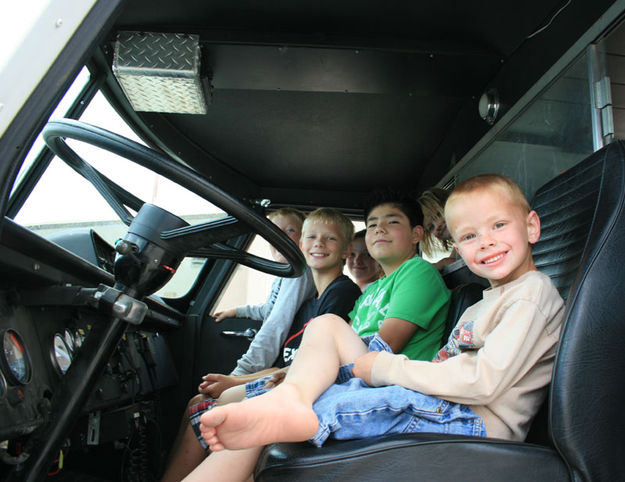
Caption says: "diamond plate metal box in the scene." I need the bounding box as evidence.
[113,32,208,114]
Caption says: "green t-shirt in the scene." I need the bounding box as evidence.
[349,256,450,361]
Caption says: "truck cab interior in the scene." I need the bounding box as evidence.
[1,1,625,480]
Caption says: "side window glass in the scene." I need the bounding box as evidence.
[212,235,276,312]
[451,52,594,199]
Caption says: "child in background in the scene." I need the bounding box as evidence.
[418,188,456,271]
[161,208,360,481]
[209,207,315,376]
[186,175,564,481]
[346,229,381,291]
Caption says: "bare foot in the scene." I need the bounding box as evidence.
[199,383,319,451]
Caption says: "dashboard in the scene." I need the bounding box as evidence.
[0,219,182,446]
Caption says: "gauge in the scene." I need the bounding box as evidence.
[74,328,86,349]
[64,329,75,353]
[1,330,31,385]
[0,370,6,400]
[52,334,72,375]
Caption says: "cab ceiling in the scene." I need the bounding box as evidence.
[100,0,616,211]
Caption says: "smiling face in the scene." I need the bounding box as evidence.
[270,214,303,263]
[446,188,540,288]
[347,237,380,288]
[365,203,422,275]
[300,221,349,273]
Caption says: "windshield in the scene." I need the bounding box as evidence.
[11,69,227,298]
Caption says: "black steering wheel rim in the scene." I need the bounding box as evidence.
[42,119,305,278]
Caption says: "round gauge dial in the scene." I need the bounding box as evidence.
[0,370,6,400]
[74,328,86,349]
[1,330,31,385]
[52,334,72,375]
[64,329,75,353]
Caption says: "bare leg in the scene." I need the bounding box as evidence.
[199,314,368,451]
[217,384,248,405]
[182,447,263,482]
[160,395,209,482]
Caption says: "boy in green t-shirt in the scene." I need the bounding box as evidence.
[348,190,450,362]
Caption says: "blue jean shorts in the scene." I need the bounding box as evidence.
[310,333,486,446]
[310,378,486,446]
[245,375,273,398]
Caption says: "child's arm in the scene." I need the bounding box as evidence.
[367,296,562,404]
[261,366,289,389]
[199,367,281,397]
[376,317,418,353]
[230,269,315,375]
[212,307,237,323]
[212,277,282,322]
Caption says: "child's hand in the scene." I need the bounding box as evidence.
[198,373,236,397]
[263,371,286,389]
[212,307,236,322]
[352,351,380,385]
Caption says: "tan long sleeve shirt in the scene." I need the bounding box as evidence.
[370,270,564,441]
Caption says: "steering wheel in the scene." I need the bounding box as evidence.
[42,119,306,289]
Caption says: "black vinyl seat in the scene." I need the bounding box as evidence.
[255,142,625,481]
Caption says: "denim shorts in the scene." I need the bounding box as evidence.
[245,375,273,398]
[310,333,486,446]
[310,378,486,446]
[336,332,392,383]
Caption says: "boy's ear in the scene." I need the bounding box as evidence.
[411,225,424,244]
[526,210,541,244]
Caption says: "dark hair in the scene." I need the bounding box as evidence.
[363,189,423,227]
[353,229,366,240]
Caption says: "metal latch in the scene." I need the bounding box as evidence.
[220,328,257,341]
[87,411,101,446]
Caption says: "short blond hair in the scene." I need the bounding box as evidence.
[267,207,306,227]
[445,174,530,222]
[303,208,354,246]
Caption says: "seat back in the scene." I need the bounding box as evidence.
[505,149,605,447]
[540,142,625,479]
[530,153,606,300]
